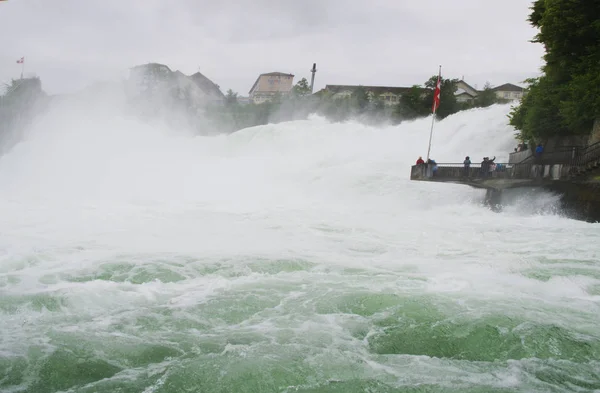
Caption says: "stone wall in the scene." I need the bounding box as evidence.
[544,181,600,223]
[542,135,589,152]
[588,118,600,146]
[508,149,532,164]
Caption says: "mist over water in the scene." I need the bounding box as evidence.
[1,98,599,393]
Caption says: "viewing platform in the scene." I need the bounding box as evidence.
[409,162,573,190]
[411,141,600,191]
[409,142,600,221]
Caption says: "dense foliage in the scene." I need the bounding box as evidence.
[218,75,502,131]
[0,77,48,154]
[509,0,600,141]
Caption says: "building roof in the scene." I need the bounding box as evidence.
[249,72,295,94]
[261,72,294,77]
[456,80,478,95]
[455,88,478,97]
[190,71,225,99]
[492,83,524,92]
[324,84,414,95]
[130,63,172,72]
[312,88,329,97]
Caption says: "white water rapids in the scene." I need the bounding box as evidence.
[0,100,599,393]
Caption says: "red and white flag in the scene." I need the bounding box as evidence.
[432,69,441,113]
[16,57,24,64]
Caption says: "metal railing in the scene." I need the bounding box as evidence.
[410,161,573,182]
[508,144,595,165]
[412,141,600,182]
[535,146,585,165]
[571,141,600,168]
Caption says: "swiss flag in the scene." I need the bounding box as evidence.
[16,57,24,64]
[432,72,441,113]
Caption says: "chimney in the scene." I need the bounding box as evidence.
[309,63,317,93]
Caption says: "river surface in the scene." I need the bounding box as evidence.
[1,103,599,392]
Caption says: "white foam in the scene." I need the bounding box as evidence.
[1,95,599,390]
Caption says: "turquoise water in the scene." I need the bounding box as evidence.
[1,104,599,392]
[2,254,599,392]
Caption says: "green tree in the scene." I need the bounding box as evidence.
[509,77,569,141]
[225,89,238,106]
[370,93,385,112]
[509,0,600,139]
[2,77,44,104]
[271,91,283,105]
[0,77,47,154]
[292,78,311,97]
[474,82,500,108]
[423,76,460,119]
[351,86,369,113]
[396,85,428,120]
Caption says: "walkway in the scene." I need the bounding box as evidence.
[410,142,600,191]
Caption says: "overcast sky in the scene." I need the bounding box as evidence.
[0,0,545,96]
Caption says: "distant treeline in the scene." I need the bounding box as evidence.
[0,73,507,155]
[0,77,49,154]
[209,76,507,132]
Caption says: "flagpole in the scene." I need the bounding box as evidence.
[425,108,436,162]
[17,57,25,79]
[426,65,442,162]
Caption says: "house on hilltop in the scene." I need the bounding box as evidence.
[128,63,225,105]
[455,80,479,103]
[249,72,294,104]
[317,80,526,106]
[322,81,481,106]
[129,63,172,87]
[454,81,526,103]
[189,72,226,104]
[491,83,525,101]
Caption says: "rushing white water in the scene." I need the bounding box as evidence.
[1,100,599,393]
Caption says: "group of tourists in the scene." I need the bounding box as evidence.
[415,156,438,176]
[414,143,546,179]
[415,155,503,178]
[461,156,501,177]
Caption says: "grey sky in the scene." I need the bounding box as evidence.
[0,0,544,96]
